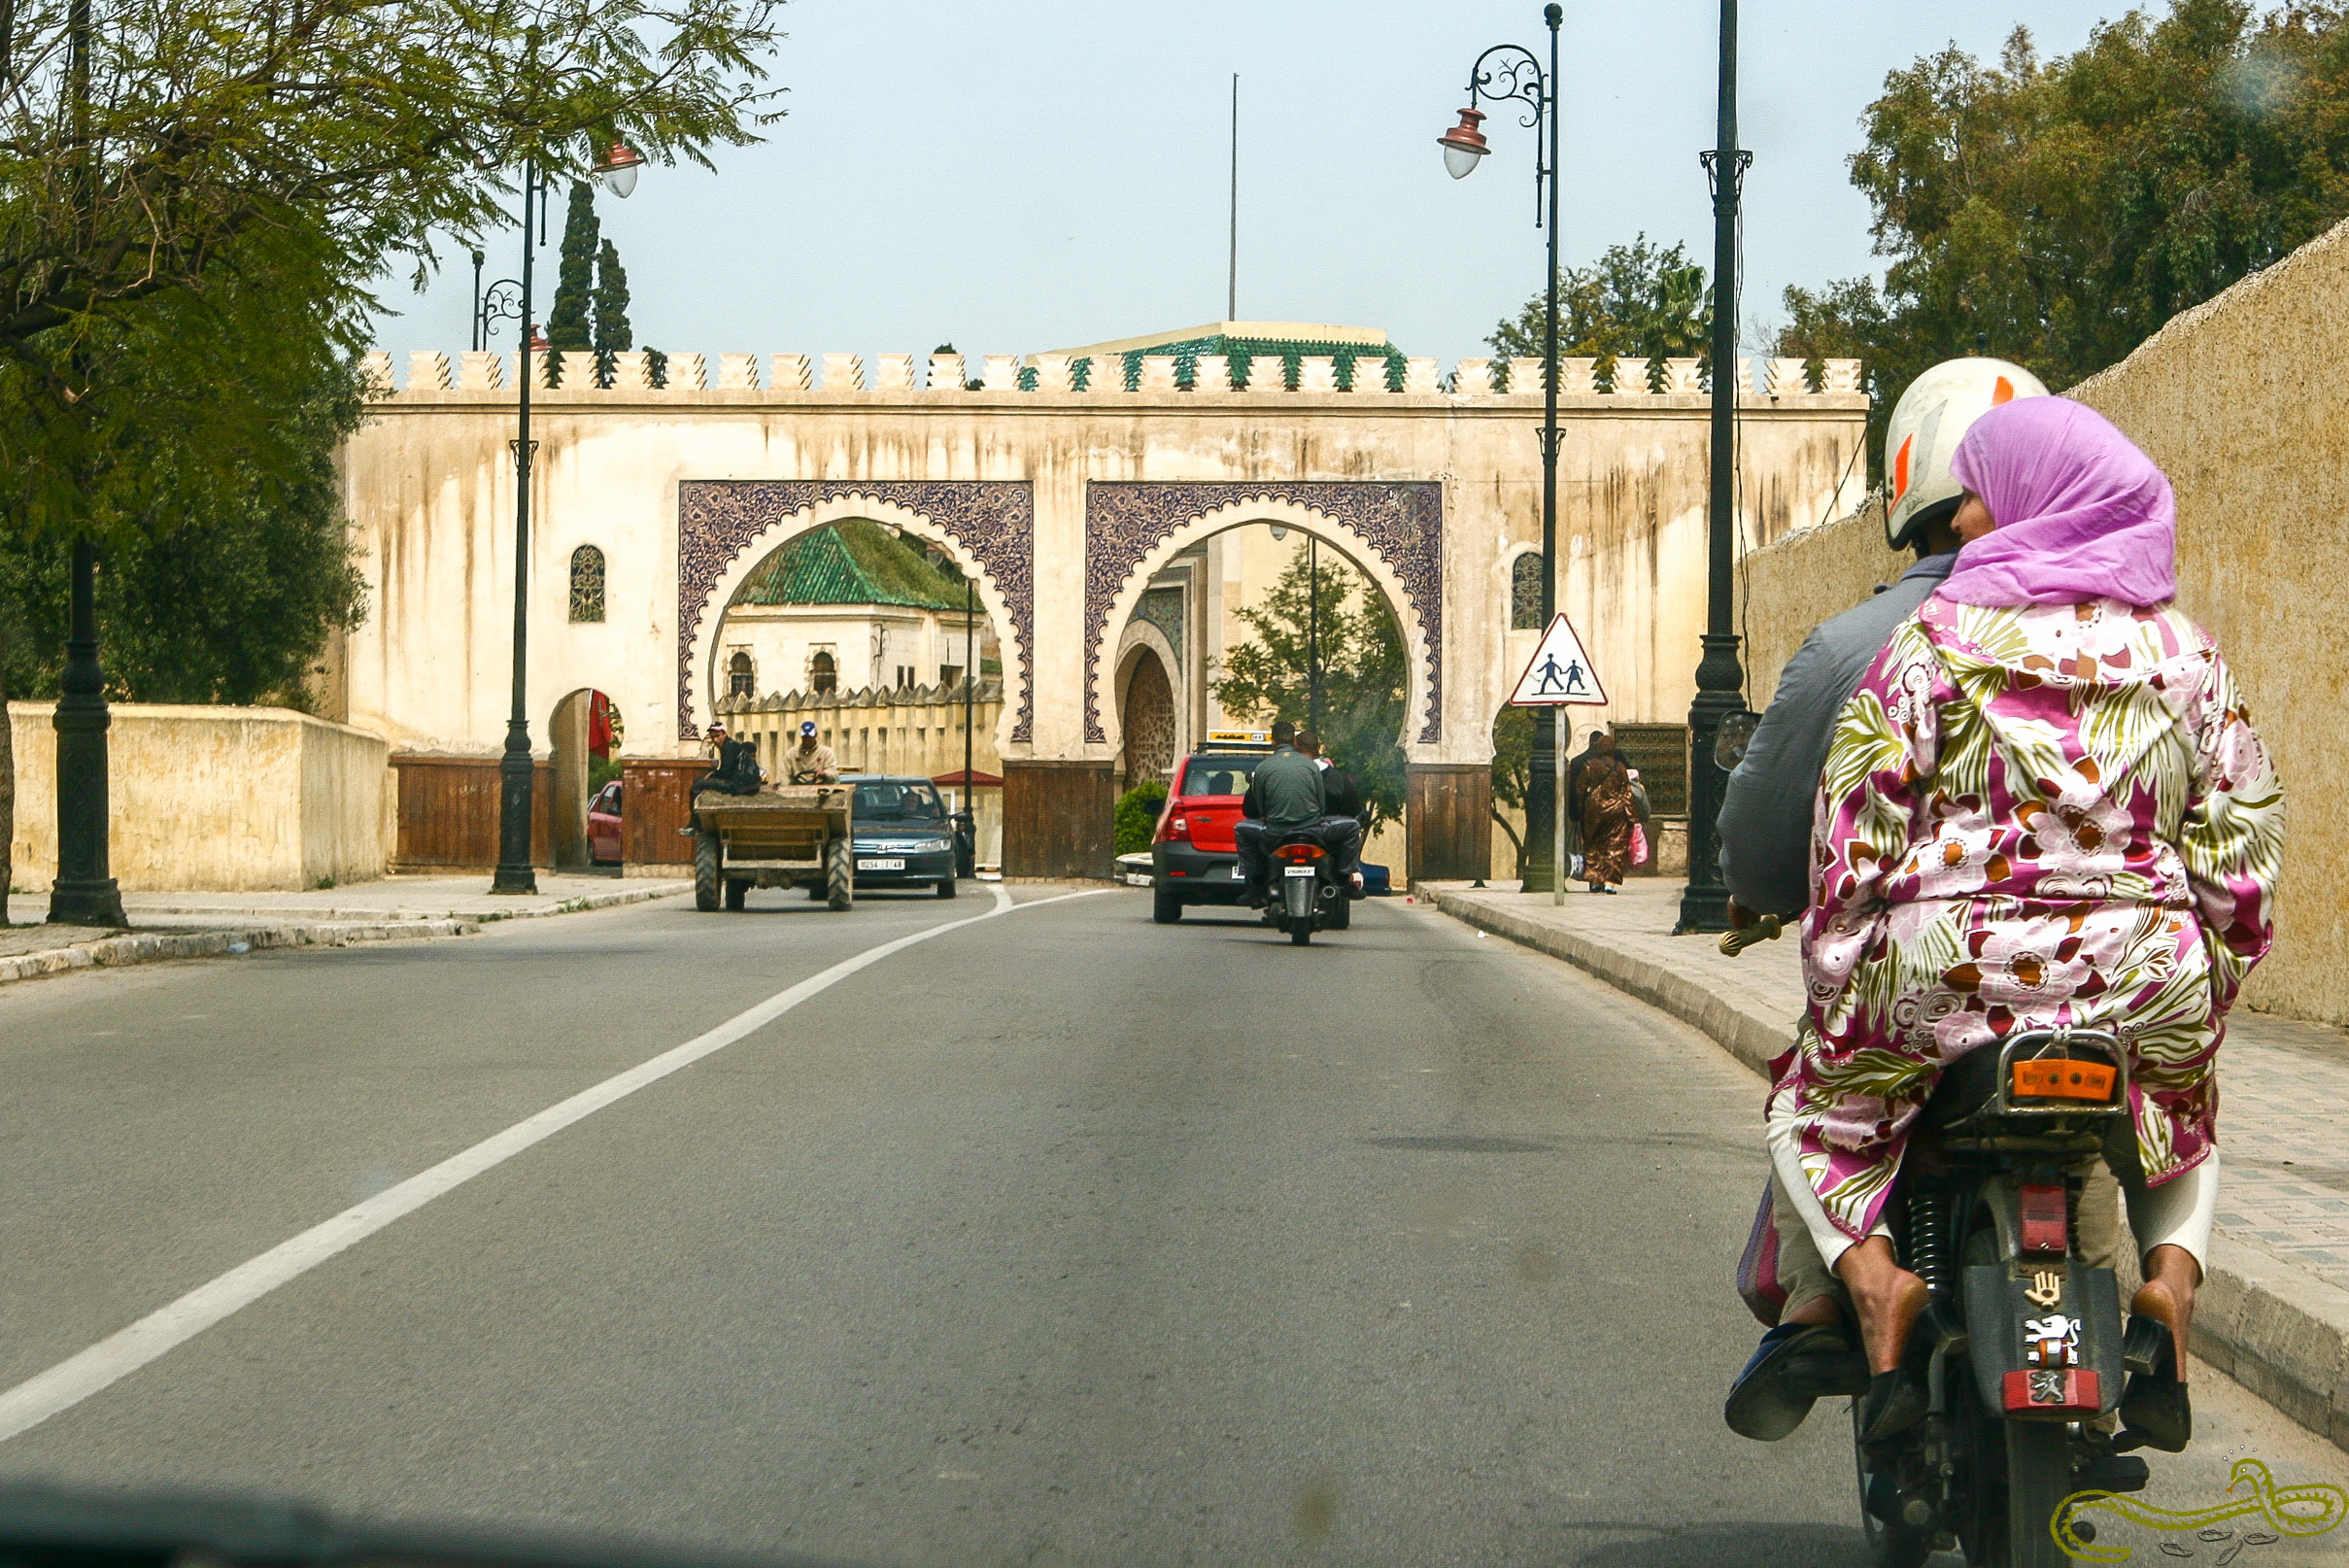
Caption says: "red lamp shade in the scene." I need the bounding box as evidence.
[1438,107,1489,179]
[591,141,644,199]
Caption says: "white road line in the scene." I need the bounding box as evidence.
[0,883,1103,1445]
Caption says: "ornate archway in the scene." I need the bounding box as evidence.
[1118,648,1175,793]
[676,482,1033,745]
[1083,482,1444,752]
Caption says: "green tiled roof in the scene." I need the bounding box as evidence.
[733,520,966,609]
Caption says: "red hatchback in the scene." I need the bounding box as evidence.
[1149,748,1269,923]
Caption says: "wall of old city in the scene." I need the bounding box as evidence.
[9,702,390,893]
[1733,216,2349,1025]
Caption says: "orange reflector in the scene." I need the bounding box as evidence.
[1274,843,1326,862]
[2012,1059,2117,1101]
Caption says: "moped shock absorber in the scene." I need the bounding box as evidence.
[1906,1188,1952,1297]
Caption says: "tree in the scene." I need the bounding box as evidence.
[1209,548,1408,838]
[546,184,600,357]
[1490,234,1712,390]
[0,0,783,366]
[1488,704,1533,879]
[1782,0,2349,475]
[594,238,633,375]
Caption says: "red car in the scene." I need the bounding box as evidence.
[1148,739,1272,924]
[588,780,624,865]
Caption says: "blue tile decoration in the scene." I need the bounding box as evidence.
[1083,482,1444,745]
[1134,586,1187,671]
[677,481,1036,744]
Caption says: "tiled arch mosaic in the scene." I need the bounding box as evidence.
[1084,482,1445,745]
[676,481,1035,743]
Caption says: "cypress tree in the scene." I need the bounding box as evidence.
[546,184,598,360]
[593,237,632,386]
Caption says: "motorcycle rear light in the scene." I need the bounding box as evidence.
[1274,843,1327,862]
[2002,1368,2099,1415]
[2013,1060,2117,1102]
[2020,1184,2069,1255]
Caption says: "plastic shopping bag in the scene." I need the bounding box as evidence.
[1630,823,1650,867]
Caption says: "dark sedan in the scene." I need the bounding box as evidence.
[849,777,960,899]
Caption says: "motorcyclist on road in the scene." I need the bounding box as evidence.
[1235,721,1325,907]
[1736,392,2282,1460]
[1298,730,1367,897]
[1723,359,2074,1435]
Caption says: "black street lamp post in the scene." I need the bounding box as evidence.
[488,143,641,897]
[1439,4,1564,892]
[1677,0,1750,935]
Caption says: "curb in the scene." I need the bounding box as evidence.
[1431,887,2349,1456]
[122,881,691,926]
[0,884,692,991]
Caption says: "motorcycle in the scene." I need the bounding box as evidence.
[1726,918,2165,1568]
[1264,830,1346,945]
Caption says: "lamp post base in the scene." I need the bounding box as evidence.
[47,877,126,929]
[1675,634,1745,936]
[490,727,539,896]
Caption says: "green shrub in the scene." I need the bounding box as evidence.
[1113,779,1169,856]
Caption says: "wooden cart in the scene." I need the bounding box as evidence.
[689,785,855,911]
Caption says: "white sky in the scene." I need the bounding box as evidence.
[365,0,2129,369]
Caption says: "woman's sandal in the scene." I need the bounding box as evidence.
[2118,1280,2192,1453]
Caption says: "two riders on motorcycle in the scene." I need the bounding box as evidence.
[1718,358,2282,1469]
[1235,720,1365,907]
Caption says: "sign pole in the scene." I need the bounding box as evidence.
[1552,706,1568,904]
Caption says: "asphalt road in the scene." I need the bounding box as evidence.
[0,884,2340,1567]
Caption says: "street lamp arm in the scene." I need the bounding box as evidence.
[1464,43,1548,127]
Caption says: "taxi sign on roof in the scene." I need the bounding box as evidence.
[1508,614,1608,706]
[1204,729,1273,751]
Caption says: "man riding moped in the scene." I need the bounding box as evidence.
[1236,721,1326,908]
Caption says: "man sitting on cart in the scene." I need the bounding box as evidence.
[785,720,840,784]
[697,721,766,796]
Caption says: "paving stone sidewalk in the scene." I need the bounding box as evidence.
[1418,877,2349,1454]
[0,874,690,986]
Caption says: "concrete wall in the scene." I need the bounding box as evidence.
[9,702,391,893]
[1733,216,2349,1024]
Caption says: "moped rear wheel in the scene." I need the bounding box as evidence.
[2003,1420,2072,1568]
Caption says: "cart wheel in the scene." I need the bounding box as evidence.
[725,878,748,911]
[826,836,854,910]
[936,876,958,899]
[694,834,721,911]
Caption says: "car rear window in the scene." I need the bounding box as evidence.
[854,781,945,821]
[1177,755,1264,798]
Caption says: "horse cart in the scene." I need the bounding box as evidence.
[689,785,854,911]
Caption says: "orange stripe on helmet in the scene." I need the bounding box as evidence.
[1893,433,1913,499]
[1992,376,2015,405]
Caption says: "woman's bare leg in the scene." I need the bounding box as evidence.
[1834,1237,1929,1374]
[2134,1243,2199,1377]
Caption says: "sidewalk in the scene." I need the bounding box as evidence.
[1419,877,2349,1455]
[0,873,690,987]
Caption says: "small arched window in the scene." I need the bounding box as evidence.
[810,650,837,694]
[1511,551,1545,631]
[728,651,755,698]
[568,545,606,623]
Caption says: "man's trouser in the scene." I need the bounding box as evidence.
[1315,815,1364,880]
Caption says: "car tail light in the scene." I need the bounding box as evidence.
[1155,803,1190,843]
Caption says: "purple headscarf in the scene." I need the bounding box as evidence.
[1938,396,2177,608]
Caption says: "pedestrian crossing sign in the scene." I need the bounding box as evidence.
[1508,614,1607,706]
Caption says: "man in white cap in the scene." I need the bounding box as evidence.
[785,720,839,784]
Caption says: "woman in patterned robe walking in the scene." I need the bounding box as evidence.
[1576,734,1635,892]
[1765,397,2283,1447]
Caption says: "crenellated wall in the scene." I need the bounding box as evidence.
[341,344,1865,877]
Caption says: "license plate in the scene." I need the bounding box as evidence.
[858,858,905,871]
[1284,866,1314,877]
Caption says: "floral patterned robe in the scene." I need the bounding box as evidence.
[1768,595,2283,1244]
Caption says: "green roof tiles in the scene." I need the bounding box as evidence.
[732,520,967,609]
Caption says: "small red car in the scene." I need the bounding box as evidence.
[588,780,624,865]
[1148,739,1272,924]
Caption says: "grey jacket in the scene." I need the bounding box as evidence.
[1242,744,1326,830]
[1716,553,1957,917]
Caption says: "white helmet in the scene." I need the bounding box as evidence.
[1882,357,2050,550]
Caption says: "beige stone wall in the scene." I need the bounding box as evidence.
[9,702,390,893]
[339,359,1865,774]
[1732,216,2349,1023]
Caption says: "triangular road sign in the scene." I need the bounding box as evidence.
[1509,613,1608,706]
